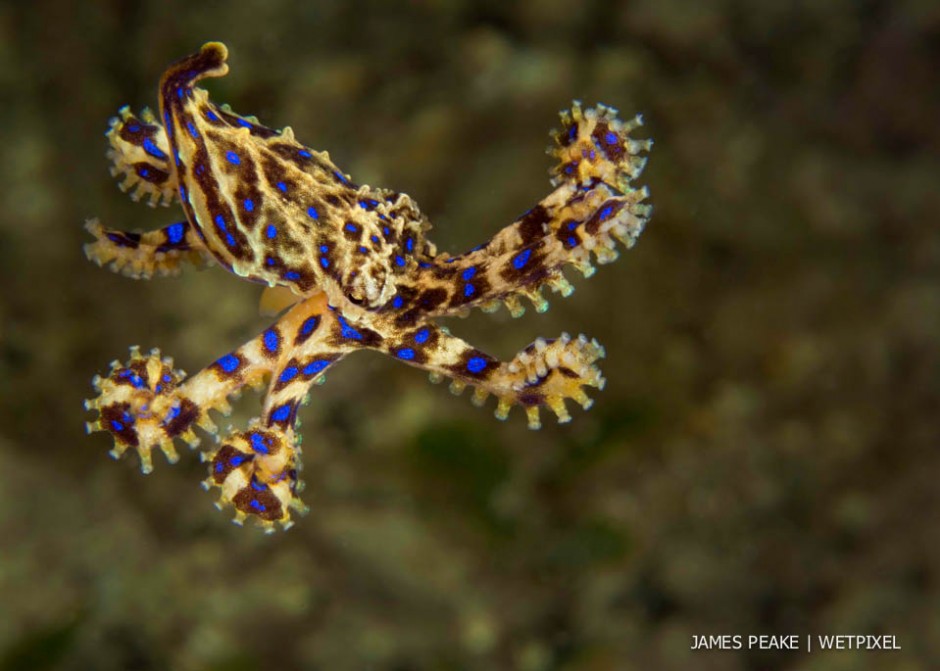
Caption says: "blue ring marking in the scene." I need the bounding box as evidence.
[265,257,276,266]
[605,131,618,144]
[319,244,329,253]
[250,500,266,512]
[395,255,405,267]
[179,185,186,201]
[567,124,577,142]
[226,151,240,165]
[467,356,487,373]
[392,296,403,309]
[419,261,431,268]
[271,404,292,422]
[567,236,578,247]
[250,479,266,492]
[319,257,330,269]
[464,284,475,298]
[303,360,329,375]
[119,370,146,388]
[358,246,368,253]
[397,348,415,361]
[345,223,358,233]
[217,353,240,373]
[284,271,300,280]
[333,170,348,184]
[250,433,271,454]
[598,204,614,222]
[566,221,578,231]
[244,198,254,212]
[461,267,477,281]
[174,149,181,167]
[127,123,140,133]
[338,315,363,340]
[414,329,429,344]
[263,329,280,353]
[225,233,236,248]
[405,237,414,252]
[110,420,124,432]
[139,168,150,178]
[299,149,312,158]
[308,206,320,219]
[215,214,227,229]
[370,235,380,244]
[142,137,167,160]
[299,316,320,337]
[278,366,298,384]
[187,122,198,139]
[236,118,252,128]
[266,224,277,239]
[167,223,185,244]
[223,454,250,473]
[277,181,287,193]
[162,405,181,426]
[205,109,220,122]
[564,163,576,175]
[382,226,391,236]
[512,249,532,270]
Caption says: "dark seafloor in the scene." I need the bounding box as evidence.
[1,1,938,670]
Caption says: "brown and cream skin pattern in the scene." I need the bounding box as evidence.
[84,42,652,531]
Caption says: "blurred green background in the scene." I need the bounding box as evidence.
[1,1,938,670]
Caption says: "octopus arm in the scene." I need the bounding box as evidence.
[106,105,178,207]
[405,102,652,319]
[366,318,606,430]
[85,292,366,531]
[83,218,212,278]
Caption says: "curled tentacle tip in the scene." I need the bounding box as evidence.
[86,347,190,473]
[493,334,607,426]
[549,101,652,193]
[202,42,228,58]
[204,425,304,531]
